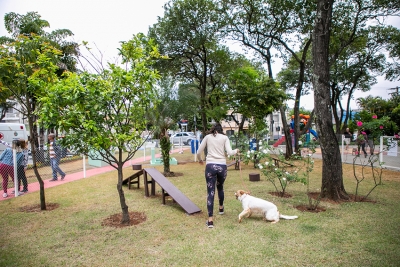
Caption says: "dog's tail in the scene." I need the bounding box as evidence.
[279,214,298,220]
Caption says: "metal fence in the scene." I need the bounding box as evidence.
[1,147,86,192]
[339,135,400,171]
[1,142,161,193]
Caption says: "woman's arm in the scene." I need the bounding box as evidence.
[224,138,238,156]
[196,135,208,161]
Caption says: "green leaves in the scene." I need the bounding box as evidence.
[227,65,287,121]
[38,34,164,165]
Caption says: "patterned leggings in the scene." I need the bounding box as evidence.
[205,163,227,217]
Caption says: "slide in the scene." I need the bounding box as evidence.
[273,136,286,147]
[309,129,318,139]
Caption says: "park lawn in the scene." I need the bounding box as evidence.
[0,152,399,267]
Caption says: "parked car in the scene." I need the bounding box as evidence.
[170,132,196,145]
[142,134,153,141]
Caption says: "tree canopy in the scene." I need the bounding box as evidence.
[38,33,165,224]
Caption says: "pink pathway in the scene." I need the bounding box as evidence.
[1,147,189,201]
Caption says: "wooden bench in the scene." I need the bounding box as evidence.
[271,157,295,168]
[122,165,143,189]
[227,159,241,170]
[143,168,201,215]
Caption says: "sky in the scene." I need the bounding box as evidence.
[1,0,399,110]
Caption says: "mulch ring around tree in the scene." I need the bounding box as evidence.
[306,192,377,204]
[19,203,60,212]
[101,212,147,228]
[163,172,184,177]
[295,192,377,213]
[18,203,147,228]
[269,191,327,213]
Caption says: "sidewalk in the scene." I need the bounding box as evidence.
[1,148,189,201]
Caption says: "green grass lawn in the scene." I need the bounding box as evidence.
[1,152,399,267]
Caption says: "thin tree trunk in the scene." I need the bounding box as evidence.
[312,0,348,200]
[25,96,46,210]
[280,106,293,159]
[117,164,130,224]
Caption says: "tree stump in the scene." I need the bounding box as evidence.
[249,173,260,182]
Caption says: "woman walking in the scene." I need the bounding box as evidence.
[196,123,239,228]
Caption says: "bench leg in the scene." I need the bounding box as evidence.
[144,172,149,197]
[151,179,156,196]
[162,189,166,205]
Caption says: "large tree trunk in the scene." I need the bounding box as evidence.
[312,0,348,201]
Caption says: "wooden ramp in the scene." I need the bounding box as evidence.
[143,168,201,215]
[122,169,143,189]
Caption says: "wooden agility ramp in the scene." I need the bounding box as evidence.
[143,168,201,215]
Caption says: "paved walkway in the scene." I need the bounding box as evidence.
[1,147,189,201]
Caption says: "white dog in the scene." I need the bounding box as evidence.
[235,190,298,224]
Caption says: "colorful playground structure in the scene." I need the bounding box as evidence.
[273,114,318,147]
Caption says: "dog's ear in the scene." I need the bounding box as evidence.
[239,190,246,196]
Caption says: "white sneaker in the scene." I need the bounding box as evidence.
[3,193,8,198]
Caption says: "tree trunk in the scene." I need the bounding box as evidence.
[160,133,171,174]
[280,107,293,159]
[25,96,46,210]
[117,165,130,224]
[312,0,348,200]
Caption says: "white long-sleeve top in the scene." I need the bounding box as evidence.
[196,133,238,165]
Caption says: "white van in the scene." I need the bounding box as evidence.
[0,123,29,151]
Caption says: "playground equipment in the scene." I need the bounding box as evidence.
[290,114,318,146]
[122,165,201,215]
[150,147,177,166]
[272,114,318,147]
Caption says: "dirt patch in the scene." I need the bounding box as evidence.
[307,192,376,204]
[295,204,327,213]
[294,192,377,213]
[163,172,183,177]
[18,203,147,228]
[101,211,147,228]
[347,194,377,203]
[19,203,60,212]
[269,191,293,198]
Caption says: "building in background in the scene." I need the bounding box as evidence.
[220,109,288,140]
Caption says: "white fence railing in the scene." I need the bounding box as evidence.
[379,136,399,171]
[340,135,399,171]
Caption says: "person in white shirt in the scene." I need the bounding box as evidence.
[196,123,239,228]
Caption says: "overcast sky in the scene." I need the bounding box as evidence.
[1,0,399,110]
